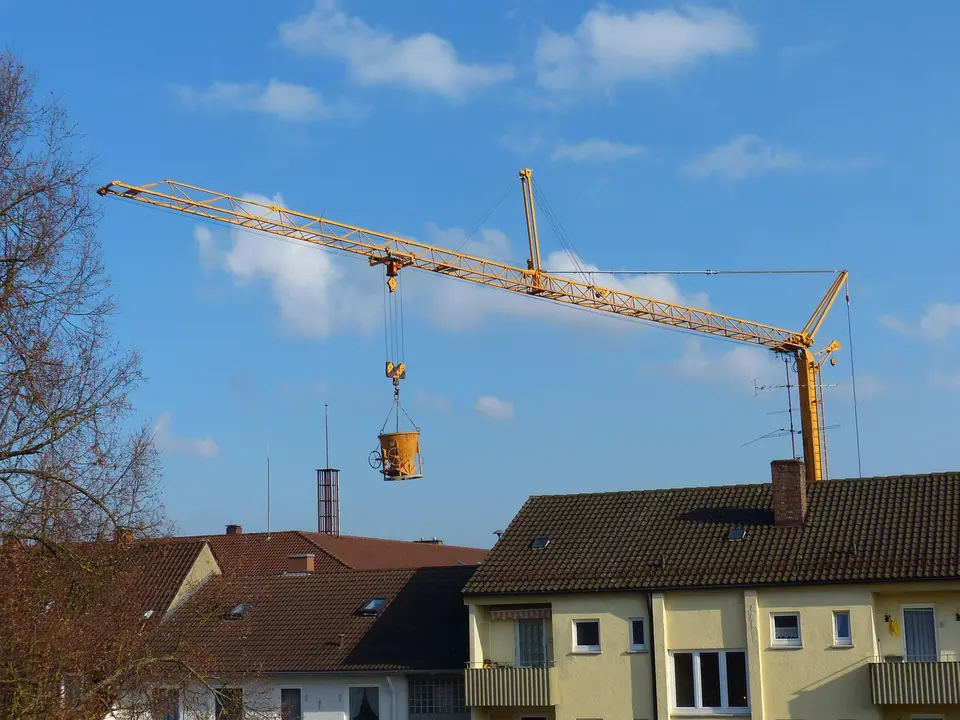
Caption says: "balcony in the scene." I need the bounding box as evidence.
[464,663,557,707]
[870,660,960,705]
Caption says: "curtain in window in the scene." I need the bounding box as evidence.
[904,608,937,662]
[516,619,546,668]
[350,687,380,720]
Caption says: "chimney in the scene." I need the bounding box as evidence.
[414,537,443,545]
[771,459,807,527]
[285,553,315,574]
[114,526,134,547]
[225,524,243,535]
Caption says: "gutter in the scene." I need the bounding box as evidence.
[386,676,396,720]
[647,592,658,720]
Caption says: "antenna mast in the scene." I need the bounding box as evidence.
[267,443,271,539]
[317,404,341,536]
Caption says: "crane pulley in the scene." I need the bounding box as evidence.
[97,170,848,485]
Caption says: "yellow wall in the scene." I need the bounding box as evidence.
[167,543,221,615]
[874,588,960,661]
[882,706,960,720]
[754,585,876,720]
[664,589,746,650]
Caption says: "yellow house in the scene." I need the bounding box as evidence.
[462,460,960,720]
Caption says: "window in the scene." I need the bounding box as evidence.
[630,618,647,651]
[215,688,243,720]
[516,618,547,668]
[62,674,82,703]
[833,611,852,646]
[903,607,938,662]
[573,619,601,653]
[408,675,466,715]
[531,536,550,549]
[671,650,749,713]
[727,526,746,541]
[359,597,387,616]
[349,687,380,720]
[280,689,302,720]
[771,612,801,647]
[152,689,179,720]
[224,603,251,620]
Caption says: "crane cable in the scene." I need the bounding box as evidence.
[844,279,863,478]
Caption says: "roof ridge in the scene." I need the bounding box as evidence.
[296,530,353,569]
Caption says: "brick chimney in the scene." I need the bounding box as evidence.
[114,526,134,547]
[771,459,807,527]
[225,524,243,535]
[285,553,315,574]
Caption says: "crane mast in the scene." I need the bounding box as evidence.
[97,170,847,484]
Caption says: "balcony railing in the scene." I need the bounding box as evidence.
[870,660,960,705]
[464,662,557,707]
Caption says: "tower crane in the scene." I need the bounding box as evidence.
[97,170,848,486]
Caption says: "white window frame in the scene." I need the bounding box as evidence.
[833,610,852,647]
[669,649,750,715]
[629,617,647,651]
[770,611,802,647]
[901,604,939,662]
[572,618,601,653]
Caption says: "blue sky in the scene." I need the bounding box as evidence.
[4,0,960,548]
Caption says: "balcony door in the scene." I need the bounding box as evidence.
[516,618,546,668]
[903,607,938,662]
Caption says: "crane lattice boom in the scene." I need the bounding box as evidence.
[97,171,848,484]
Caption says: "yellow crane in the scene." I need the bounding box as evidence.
[97,170,848,485]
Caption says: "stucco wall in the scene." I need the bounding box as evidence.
[874,587,960,661]
[167,543,221,615]
[755,585,876,720]
[664,589,746,650]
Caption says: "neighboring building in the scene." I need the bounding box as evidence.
[127,560,478,720]
[165,527,489,575]
[462,460,960,720]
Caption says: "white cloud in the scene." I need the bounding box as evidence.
[195,192,383,339]
[153,412,220,460]
[879,302,960,341]
[536,5,754,92]
[193,196,709,339]
[680,134,803,181]
[172,79,352,122]
[278,0,514,100]
[932,370,960,391]
[475,395,514,421]
[552,138,646,164]
[666,338,780,390]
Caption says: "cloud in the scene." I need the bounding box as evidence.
[552,138,646,164]
[680,134,803,181]
[414,388,453,414]
[153,412,220,460]
[932,370,960,391]
[475,395,514,421]
[535,5,754,92]
[278,0,514,100]
[879,302,960,341]
[172,79,356,122]
[663,338,780,390]
[194,198,709,339]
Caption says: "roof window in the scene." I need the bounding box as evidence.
[225,602,252,620]
[727,526,746,541]
[531,536,550,549]
[359,597,387,616]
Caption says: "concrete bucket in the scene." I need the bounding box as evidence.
[375,430,423,481]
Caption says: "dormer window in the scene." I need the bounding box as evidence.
[359,597,387,616]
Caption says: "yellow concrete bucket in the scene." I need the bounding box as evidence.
[377,430,423,481]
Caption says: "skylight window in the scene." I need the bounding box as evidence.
[531,536,550,549]
[359,597,387,616]
[225,602,252,620]
[727,526,746,541]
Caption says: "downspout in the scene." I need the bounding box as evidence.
[647,592,659,720]
[386,676,397,720]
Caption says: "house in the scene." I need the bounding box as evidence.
[120,559,479,720]
[461,459,960,720]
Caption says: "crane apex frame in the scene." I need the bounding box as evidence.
[97,170,848,485]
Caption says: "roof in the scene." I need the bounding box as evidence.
[168,565,477,673]
[463,472,960,595]
[165,530,487,575]
[128,540,210,613]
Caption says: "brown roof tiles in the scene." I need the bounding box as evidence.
[463,473,960,595]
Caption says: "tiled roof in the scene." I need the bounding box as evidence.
[463,473,960,595]
[168,565,476,673]
[127,540,209,613]
[166,530,487,575]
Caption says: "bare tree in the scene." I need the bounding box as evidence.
[0,50,163,546]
